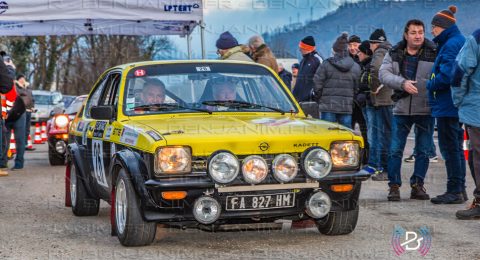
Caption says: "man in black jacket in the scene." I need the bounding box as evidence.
[0,54,15,176]
[292,36,323,102]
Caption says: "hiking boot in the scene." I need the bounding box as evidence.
[410,184,430,200]
[403,155,415,163]
[462,190,469,202]
[456,198,480,220]
[372,172,389,181]
[0,169,8,177]
[388,185,400,201]
[429,156,438,163]
[430,192,464,204]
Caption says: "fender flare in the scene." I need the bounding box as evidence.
[110,149,157,210]
[67,143,98,200]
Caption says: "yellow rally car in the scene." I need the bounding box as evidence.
[65,60,370,246]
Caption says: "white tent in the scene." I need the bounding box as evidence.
[0,0,205,58]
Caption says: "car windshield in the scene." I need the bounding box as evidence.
[34,95,53,105]
[124,63,297,115]
[65,96,86,114]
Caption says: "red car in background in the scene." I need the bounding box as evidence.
[47,95,87,165]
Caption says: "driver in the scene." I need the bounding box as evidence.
[212,81,236,101]
[140,79,166,105]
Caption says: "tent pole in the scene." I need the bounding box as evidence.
[187,33,192,59]
[200,20,206,59]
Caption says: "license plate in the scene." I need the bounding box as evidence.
[225,193,295,211]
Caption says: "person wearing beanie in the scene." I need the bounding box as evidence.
[452,28,480,219]
[379,19,438,201]
[215,31,252,62]
[363,28,394,181]
[292,36,323,104]
[348,35,361,63]
[313,32,360,128]
[353,40,372,165]
[427,5,467,205]
[291,63,299,89]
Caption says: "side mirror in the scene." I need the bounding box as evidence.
[90,106,114,120]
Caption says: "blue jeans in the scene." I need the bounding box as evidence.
[321,112,352,128]
[412,120,437,157]
[1,113,26,168]
[388,115,435,187]
[25,111,31,146]
[437,117,466,193]
[365,105,393,170]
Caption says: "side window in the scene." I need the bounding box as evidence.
[85,76,108,118]
[100,73,121,106]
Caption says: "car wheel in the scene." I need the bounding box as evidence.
[70,161,100,216]
[315,206,359,235]
[114,168,156,246]
[49,147,65,166]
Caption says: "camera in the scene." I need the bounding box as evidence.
[391,90,410,102]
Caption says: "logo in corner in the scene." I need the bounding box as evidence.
[0,1,8,15]
[164,3,200,13]
[391,225,431,257]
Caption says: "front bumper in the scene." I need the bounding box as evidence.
[141,169,368,224]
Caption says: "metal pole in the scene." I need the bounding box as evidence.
[200,20,206,59]
[187,33,192,59]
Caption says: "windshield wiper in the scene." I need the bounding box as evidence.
[133,103,212,114]
[202,100,286,115]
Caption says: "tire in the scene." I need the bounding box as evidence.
[315,206,359,235]
[49,147,65,166]
[114,169,156,246]
[70,161,100,216]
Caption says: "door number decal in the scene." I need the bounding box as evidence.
[92,139,108,188]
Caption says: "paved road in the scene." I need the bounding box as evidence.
[0,140,479,260]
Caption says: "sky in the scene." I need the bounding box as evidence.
[168,0,353,59]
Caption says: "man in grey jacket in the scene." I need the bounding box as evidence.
[365,29,393,181]
[379,19,437,201]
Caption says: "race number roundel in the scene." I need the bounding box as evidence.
[134,69,146,77]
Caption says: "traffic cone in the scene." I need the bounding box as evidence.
[9,130,16,155]
[34,123,42,144]
[463,129,469,161]
[41,122,47,143]
[27,135,34,150]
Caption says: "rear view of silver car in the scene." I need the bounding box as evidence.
[32,90,64,123]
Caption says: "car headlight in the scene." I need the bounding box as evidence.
[155,147,191,174]
[242,155,268,184]
[208,152,239,184]
[54,115,69,128]
[302,148,332,179]
[272,154,298,183]
[330,142,360,168]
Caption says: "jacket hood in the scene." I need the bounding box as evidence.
[433,25,462,47]
[221,46,246,60]
[327,55,356,72]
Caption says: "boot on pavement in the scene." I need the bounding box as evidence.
[456,198,480,220]
[410,183,430,200]
[0,169,8,177]
[388,185,400,201]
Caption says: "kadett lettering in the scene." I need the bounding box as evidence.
[293,143,319,148]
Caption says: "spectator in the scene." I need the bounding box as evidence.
[427,5,467,204]
[248,35,279,72]
[367,29,393,181]
[216,31,253,62]
[313,33,361,127]
[277,63,293,90]
[0,53,14,176]
[292,36,323,102]
[291,63,299,89]
[355,40,373,164]
[348,35,361,64]
[15,74,35,151]
[452,28,480,219]
[379,19,437,201]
